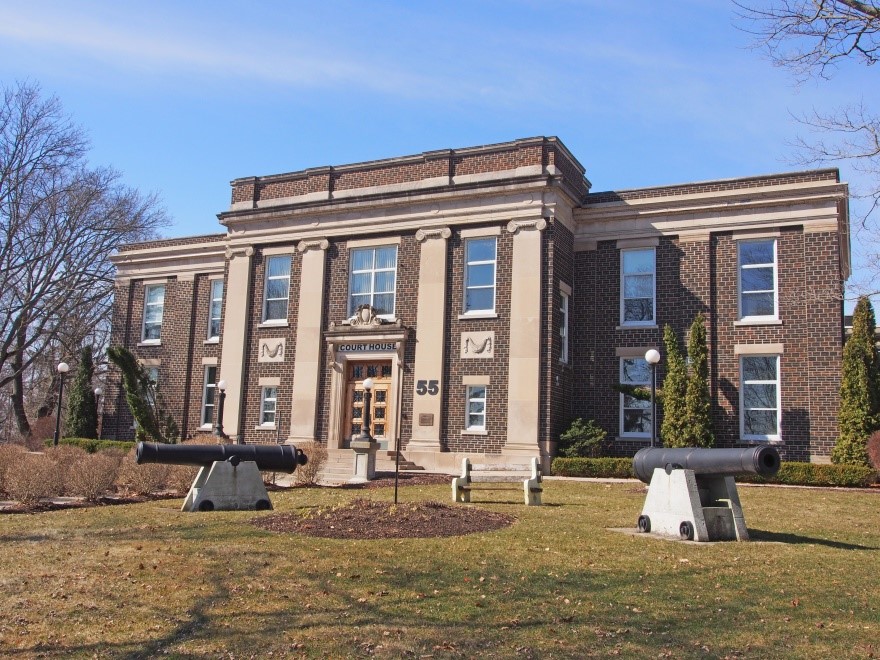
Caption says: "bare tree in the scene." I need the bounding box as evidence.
[0,81,167,439]
[736,2,880,213]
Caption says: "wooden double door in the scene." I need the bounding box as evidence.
[343,360,393,449]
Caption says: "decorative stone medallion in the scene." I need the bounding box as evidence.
[258,338,286,363]
[460,331,495,359]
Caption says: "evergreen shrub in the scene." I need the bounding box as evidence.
[48,438,136,453]
[558,418,607,457]
[551,457,634,479]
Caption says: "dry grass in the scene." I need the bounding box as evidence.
[0,481,877,658]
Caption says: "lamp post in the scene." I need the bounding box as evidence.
[357,377,374,442]
[94,387,103,441]
[52,362,70,446]
[215,380,229,441]
[645,349,661,448]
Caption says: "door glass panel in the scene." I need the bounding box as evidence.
[373,424,385,436]
[375,390,386,403]
[374,407,385,419]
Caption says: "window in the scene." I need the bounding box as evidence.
[620,248,655,326]
[263,256,291,322]
[201,366,218,427]
[145,366,159,388]
[738,239,777,320]
[260,387,277,426]
[464,237,497,314]
[466,385,487,431]
[142,284,165,341]
[207,279,224,339]
[620,357,651,437]
[740,355,780,441]
[348,246,397,316]
[560,291,570,364]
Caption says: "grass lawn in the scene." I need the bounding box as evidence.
[1,480,877,658]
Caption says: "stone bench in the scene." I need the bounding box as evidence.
[451,457,543,506]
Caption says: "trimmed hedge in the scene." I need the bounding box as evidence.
[45,438,136,453]
[551,457,878,488]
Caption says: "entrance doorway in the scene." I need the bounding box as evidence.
[343,360,393,450]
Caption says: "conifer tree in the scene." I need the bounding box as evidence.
[833,296,879,466]
[65,346,97,439]
[660,325,689,447]
[684,313,714,447]
[108,346,179,443]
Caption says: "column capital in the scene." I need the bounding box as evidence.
[225,245,254,260]
[297,238,330,253]
[506,218,547,234]
[415,226,452,242]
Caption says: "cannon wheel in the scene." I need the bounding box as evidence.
[679,521,694,541]
[255,499,271,511]
[637,515,651,533]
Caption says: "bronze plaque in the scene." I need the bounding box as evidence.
[418,413,434,426]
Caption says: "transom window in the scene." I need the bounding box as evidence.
[142,284,165,341]
[464,238,497,314]
[740,355,780,441]
[261,387,277,426]
[738,239,777,320]
[208,279,223,339]
[620,248,655,326]
[263,255,291,323]
[201,366,218,427]
[620,357,651,437]
[348,246,397,317]
[466,385,487,431]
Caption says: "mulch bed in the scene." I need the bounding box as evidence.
[253,498,516,539]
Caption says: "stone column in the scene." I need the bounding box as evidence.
[408,227,451,450]
[504,218,547,457]
[288,238,329,443]
[218,245,254,441]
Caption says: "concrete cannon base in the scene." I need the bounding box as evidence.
[182,460,272,512]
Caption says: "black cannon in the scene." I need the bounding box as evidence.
[633,446,780,484]
[633,446,781,541]
[136,441,307,473]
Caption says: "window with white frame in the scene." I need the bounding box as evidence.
[464,237,497,314]
[620,248,655,326]
[262,255,291,322]
[560,290,570,363]
[620,357,651,436]
[465,385,487,431]
[260,387,277,426]
[207,279,224,340]
[738,239,777,320]
[142,284,165,341]
[348,246,397,316]
[201,366,218,427]
[740,355,781,441]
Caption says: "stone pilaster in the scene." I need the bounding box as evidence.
[218,245,254,440]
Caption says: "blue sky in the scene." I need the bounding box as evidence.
[1,0,875,300]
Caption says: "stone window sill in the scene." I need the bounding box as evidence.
[739,437,784,445]
[734,319,782,327]
[258,320,289,329]
[137,340,161,347]
[615,325,658,331]
[461,429,488,436]
[255,425,277,431]
[615,436,651,443]
[198,424,213,432]
[458,312,498,321]
[204,338,220,345]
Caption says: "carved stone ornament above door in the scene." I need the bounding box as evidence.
[461,331,495,358]
[258,338,286,363]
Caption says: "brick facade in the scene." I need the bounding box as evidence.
[106,136,850,467]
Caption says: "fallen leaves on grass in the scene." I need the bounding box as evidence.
[253,498,515,539]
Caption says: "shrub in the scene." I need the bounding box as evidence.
[166,464,199,495]
[551,457,635,479]
[0,443,28,496]
[45,445,89,495]
[293,442,328,486]
[868,430,880,471]
[557,419,606,458]
[660,324,688,447]
[66,453,120,501]
[65,346,98,439]
[50,438,137,453]
[116,448,168,495]
[4,453,58,504]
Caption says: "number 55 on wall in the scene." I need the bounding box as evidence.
[416,379,439,396]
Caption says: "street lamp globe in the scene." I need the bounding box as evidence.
[94,387,103,397]
[363,377,374,392]
[217,380,227,392]
[645,349,661,365]
[57,362,70,374]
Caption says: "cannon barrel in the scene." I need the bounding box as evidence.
[136,442,306,473]
[632,446,780,484]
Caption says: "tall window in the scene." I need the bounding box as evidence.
[560,291,570,364]
[620,357,651,437]
[263,256,291,322]
[466,385,487,431]
[740,355,780,441]
[207,279,223,340]
[349,246,397,316]
[142,284,165,341]
[738,239,777,320]
[201,366,218,427]
[620,248,655,326]
[260,387,277,426]
[464,237,496,314]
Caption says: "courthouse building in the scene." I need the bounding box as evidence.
[105,136,850,472]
